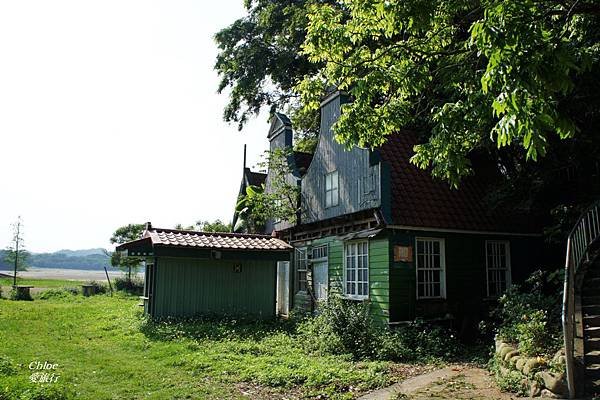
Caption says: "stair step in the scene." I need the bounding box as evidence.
[586,339,600,351]
[584,315,600,327]
[586,326,600,339]
[586,351,600,364]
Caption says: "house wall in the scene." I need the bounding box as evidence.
[301,93,381,224]
[291,236,390,324]
[387,229,542,323]
[152,257,277,318]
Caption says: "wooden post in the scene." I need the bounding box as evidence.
[104,267,113,296]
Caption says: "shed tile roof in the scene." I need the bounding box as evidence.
[143,227,292,251]
[378,131,538,233]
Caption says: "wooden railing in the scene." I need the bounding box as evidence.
[563,200,600,398]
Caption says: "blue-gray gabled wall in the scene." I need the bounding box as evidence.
[301,91,381,224]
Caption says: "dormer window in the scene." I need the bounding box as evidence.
[325,170,339,208]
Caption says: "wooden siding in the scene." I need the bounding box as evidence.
[291,235,390,324]
[301,93,381,224]
[388,229,542,322]
[153,257,276,318]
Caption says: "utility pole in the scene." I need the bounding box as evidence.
[12,217,21,287]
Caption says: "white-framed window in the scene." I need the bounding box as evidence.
[344,241,369,299]
[325,170,339,208]
[416,237,446,299]
[295,247,308,292]
[312,244,328,260]
[486,241,511,297]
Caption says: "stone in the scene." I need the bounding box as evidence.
[523,358,544,376]
[530,380,542,397]
[516,357,528,372]
[537,371,568,397]
[495,336,505,351]
[499,345,516,360]
[541,388,561,398]
[509,354,521,367]
[505,350,520,363]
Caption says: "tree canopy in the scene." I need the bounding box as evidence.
[214,0,323,148]
[109,223,145,281]
[298,0,600,186]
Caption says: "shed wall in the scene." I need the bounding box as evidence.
[153,257,276,318]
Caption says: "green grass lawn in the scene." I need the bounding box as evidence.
[0,278,87,289]
[0,293,399,399]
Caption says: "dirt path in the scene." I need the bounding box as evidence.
[360,365,518,400]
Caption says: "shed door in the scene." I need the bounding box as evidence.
[313,260,328,303]
[276,261,290,316]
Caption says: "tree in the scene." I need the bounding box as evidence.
[109,224,145,282]
[298,0,599,187]
[4,216,29,286]
[214,0,323,148]
[196,220,232,233]
[234,148,301,232]
[174,220,233,232]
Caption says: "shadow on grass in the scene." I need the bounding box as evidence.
[139,314,299,343]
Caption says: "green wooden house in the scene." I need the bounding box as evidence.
[248,90,542,327]
[116,223,291,318]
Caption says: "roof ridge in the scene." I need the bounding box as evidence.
[149,227,276,239]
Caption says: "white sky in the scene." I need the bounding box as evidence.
[0,1,271,252]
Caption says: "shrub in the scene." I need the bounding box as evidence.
[298,296,462,362]
[62,287,79,296]
[38,288,79,300]
[490,269,563,354]
[114,277,143,295]
[378,321,462,362]
[516,310,561,356]
[298,296,377,359]
[488,354,528,395]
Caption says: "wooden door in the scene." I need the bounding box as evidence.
[276,261,290,316]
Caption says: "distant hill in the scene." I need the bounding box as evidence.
[0,248,111,271]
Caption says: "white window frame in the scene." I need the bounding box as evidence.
[312,244,328,261]
[325,170,339,208]
[343,241,369,300]
[415,237,446,299]
[485,240,511,298]
[295,247,308,293]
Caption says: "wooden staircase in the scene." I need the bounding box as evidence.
[582,249,600,395]
[563,201,600,398]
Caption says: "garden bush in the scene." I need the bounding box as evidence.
[298,296,462,362]
[114,277,143,294]
[0,356,17,376]
[489,269,563,356]
[38,288,78,300]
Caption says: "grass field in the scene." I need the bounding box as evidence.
[0,288,403,399]
[0,278,86,289]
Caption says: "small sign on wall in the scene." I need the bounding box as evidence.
[394,245,413,262]
[233,264,242,273]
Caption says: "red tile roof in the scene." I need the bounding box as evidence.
[378,131,538,233]
[117,227,292,252]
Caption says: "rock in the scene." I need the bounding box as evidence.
[504,349,520,362]
[541,388,561,398]
[537,371,568,397]
[516,357,527,372]
[495,336,504,351]
[552,349,565,361]
[499,345,516,360]
[509,354,521,367]
[530,380,542,397]
[523,358,544,376]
